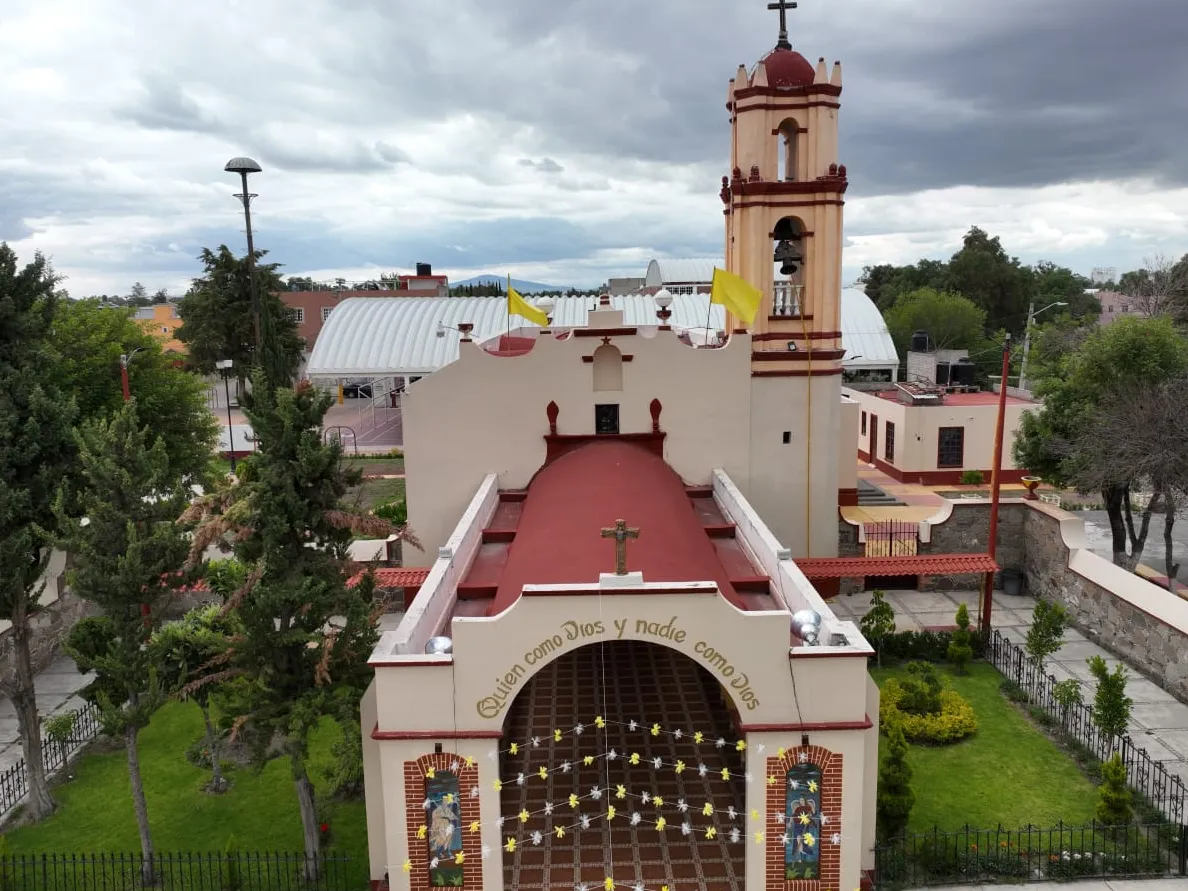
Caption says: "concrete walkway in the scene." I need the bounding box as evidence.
[830,589,1188,792]
[0,655,94,774]
[926,881,1188,891]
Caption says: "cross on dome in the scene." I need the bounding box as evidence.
[767,0,798,50]
[600,519,640,576]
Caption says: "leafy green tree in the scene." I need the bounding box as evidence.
[1096,753,1133,826]
[57,400,190,882]
[883,288,987,359]
[1014,316,1188,568]
[151,603,238,793]
[946,603,973,674]
[1029,261,1098,320]
[1025,600,1068,671]
[46,298,217,481]
[177,246,303,391]
[859,590,896,667]
[1088,655,1133,740]
[127,281,150,306]
[946,227,1031,335]
[898,662,943,716]
[876,722,915,839]
[859,260,949,311]
[1052,678,1083,735]
[183,377,414,877]
[0,243,78,819]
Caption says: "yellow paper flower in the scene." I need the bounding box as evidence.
[674,760,686,774]
[538,766,548,780]
[425,767,436,779]
[798,812,811,826]
[615,784,627,799]
[470,821,481,833]
[720,768,730,781]
[653,795,664,807]
[736,739,747,752]
[808,779,818,793]
[693,731,704,744]
[569,793,580,809]
[656,816,667,831]
[803,831,816,847]
[493,779,503,792]
[402,860,412,873]
[454,852,465,865]
[417,824,427,839]
[754,831,764,844]
[595,716,605,728]
[766,775,777,786]
[662,886,670,891]
[555,825,566,839]
[443,793,454,805]
[505,838,516,853]
[554,728,562,742]
[604,878,615,891]
[629,752,641,765]
[702,802,714,816]
[651,723,661,736]
[777,747,786,758]
[519,809,530,823]
[509,743,519,755]
[705,827,717,840]
[607,806,617,820]
[584,755,595,766]
[751,809,760,821]
[464,756,475,767]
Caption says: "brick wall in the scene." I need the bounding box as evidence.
[402,753,482,891]
[764,745,843,891]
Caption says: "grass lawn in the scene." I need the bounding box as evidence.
[345,476,406,512]
[5,702,369,885]
[872,662,1100,832]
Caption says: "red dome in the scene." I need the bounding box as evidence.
[759,48,816,88]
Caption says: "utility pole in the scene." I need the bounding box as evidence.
[980,333,1011,632]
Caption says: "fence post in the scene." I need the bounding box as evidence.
[1179,824,1188,876]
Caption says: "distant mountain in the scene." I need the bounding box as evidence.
[452,274,566,294]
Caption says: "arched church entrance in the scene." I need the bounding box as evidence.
[499,640,747,891]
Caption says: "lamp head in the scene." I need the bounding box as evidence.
[654,288,674,309]
[792,609,823,646]
[425,636,453,655]
[224,157,262,175]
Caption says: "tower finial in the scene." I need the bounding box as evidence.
[767,0,798,51]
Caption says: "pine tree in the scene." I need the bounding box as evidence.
[859,590,896,667]
[1096,753,1133,826]
[184,376,418,878]
[57,400,190,883]
[1088,655,1133,739]
[947,603,974,674]
[0,244,78,819]
[1026,600,1068,670]
[877,722,915,839]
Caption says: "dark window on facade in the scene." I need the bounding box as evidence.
[595,404,620,434]
[884,421,895,463]
[861,411,867,435]
[937,426,965,468]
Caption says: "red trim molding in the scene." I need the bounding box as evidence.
[730,180,847,198]
[373,725,503,740]
[573,327,637,338]
[838,487,858,506]
[523,585,709,597]
[753,331,841,342]
[768,314,814,322]
[752,368,843,378]
[751,349,847,362]
[742,716,872,732]
[371,658,454,668]
[869,455,1030,486]
[582,354,633,363]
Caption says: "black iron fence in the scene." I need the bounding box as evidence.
[863,521,918,558]
[988,630,1188,823]
[875,821,1185,887]
[0,851,352,890]
[0,701,102,819]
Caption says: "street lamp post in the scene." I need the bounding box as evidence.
[224,157,263,355]
[216,359,237,474]
[1018,300,1068,392]
[979,334,1012,632]
[119,348,145,402]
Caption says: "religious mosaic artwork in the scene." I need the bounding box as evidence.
[784,763,822,880]
[426,771,464,887]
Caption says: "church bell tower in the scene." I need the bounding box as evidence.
[724,1,847,560]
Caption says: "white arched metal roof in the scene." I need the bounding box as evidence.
[644,258,723,287]
[840,288,899,371]
[306,296,728,377]
[306,291,899,378]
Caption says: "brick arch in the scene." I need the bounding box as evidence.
[403,752,482,891]
[765,744,843,891]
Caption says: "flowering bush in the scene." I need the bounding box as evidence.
[881,680,978,744]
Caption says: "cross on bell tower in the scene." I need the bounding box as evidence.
[767,0,798,50]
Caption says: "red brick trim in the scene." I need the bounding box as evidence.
[373,725,503,740]
[765,745,843,891]
[403,753,482,891]
[742,717,871,732]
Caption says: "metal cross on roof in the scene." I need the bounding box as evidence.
[767,0,798,50]
[600,519,640,576]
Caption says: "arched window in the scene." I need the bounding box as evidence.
[592,344,623,392]
[784,762,822,880]
[425,770,462,885]
[776,118,801,182]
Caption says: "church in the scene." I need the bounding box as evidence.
[360,8,879,891]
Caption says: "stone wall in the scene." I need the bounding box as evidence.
[921,501,1026,572]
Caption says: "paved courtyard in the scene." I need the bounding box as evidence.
[831,589,1188,793]
[0,656,94,774]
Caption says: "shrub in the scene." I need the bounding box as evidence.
[960,470,984,485]
[374,497,407,526]
[879,628,988,664]
[898,662,943,715]
[43,712,76,746]
[1088,656,1133,739]
[946,604,973,674]
[1096,753,1133,826]
[1052,678,1082,712]
[881,679,977,744]
[1026,600,1068,669]
[859,590,896,667]
[876,722,914,839]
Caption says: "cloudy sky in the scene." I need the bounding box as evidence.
[3,0,1187,296]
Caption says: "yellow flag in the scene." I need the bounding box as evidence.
[710,267,763,326]
[507,277,548,327]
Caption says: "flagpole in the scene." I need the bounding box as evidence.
[506,274,511,348]
[704,272,715,345]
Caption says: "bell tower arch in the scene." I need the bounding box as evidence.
[724,4,847,561]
